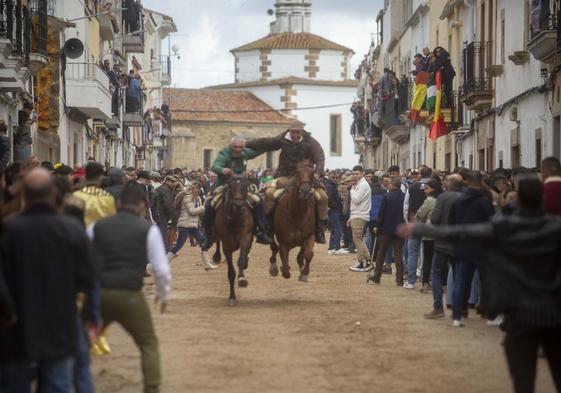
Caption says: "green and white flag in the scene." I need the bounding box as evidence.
[426,85,437,111]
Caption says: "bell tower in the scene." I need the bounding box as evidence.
[270,0,312,34]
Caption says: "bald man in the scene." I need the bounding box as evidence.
[0,168,96,392]
[423,173,464,319]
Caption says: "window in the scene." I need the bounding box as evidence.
[554,116,560,160]
[478,149,485,170]
[445,153,451,172]
[501,9,506,64]
[203,149,214,169]
[433,152,437,168]
[536,137,542,167]
[511,145,521,168]
[469,154,474,169]
[266,151,273,169]
[330,114,342,156]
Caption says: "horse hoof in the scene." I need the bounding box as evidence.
[238,277,248,288]
[282,270,291,279]
[299,274,308,283]
[227,298,237,307]
[270,264,279,277]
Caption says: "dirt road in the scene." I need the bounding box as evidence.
[92,243,556,393]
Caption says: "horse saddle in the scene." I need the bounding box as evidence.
[210,184,260,210]
[270,177,322,202]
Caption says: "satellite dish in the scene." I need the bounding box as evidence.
[62,38,84,59]
[267,9,274,16]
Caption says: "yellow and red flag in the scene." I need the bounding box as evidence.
[428,70,449,141]
[409,71,429,124]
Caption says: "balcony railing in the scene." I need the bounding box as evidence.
[65,62,112,119]
[0,0,32,60]
[151,55,171,85]
[462,41,493,95]
[527,8,560,63]
[530,9,557,40]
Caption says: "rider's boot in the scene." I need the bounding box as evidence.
[254,201,273,245]
[315,219,328,244]
[200,203,216,251]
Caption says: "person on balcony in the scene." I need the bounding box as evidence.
[13,116,33,163]
[433,47,456,108]
[126,73,142,113]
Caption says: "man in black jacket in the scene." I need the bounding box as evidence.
[0,168,96,392]
[324,172,345,255]
[398,174,561,393]
[155,175,179,251]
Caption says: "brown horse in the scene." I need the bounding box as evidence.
[213,174,255,306]
[269,161,316,282]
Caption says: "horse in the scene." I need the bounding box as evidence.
[269,161,316,282]
[213,174,255,306]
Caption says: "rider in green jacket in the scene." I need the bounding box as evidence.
[200,136,273,250]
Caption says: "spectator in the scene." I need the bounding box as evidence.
[87,182,170,393]
[541,157,561,216]
[0,120,10,170]
[105,167,127,202]
[155,175,179,252]
[347,166,372,272]
[324,171,347,255]
[73,162,117,227]
[367,177,405,285]
[13,117,33,163]
[0,168,96,392]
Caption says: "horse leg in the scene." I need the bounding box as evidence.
[299,236,315,283]
[212,240,222,265]
[296,248,305,274]
[225,251,237,306]
[269,240,279,277]
[237,237,252,288]
[279,245,291,279]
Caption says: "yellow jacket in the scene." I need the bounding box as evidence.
[73,186,117,227]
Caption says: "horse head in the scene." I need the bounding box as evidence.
[295,161,315,201]
[226,173,250,208]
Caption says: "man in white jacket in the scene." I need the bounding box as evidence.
[348,165,372,272]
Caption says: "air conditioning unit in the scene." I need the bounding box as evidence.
[510,107,519,122]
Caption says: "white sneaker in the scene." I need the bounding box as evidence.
[452,319,465,328]
[328,249,336,255]
[487,316,503,327]
[335,248,350,255]
[403,283,415,290]
[166,252,177,262]
[349,261,366,272]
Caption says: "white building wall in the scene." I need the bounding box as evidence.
[292,84,359,169]
[269,49,308,79]
[239,85,284,110]
[316,50,345,81]
[236,51,260,82]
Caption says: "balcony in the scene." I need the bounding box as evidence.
[151,55,171,85]
[527,11,559,63]
[65,63,112,119]
[461,41,493,111]
[122,12,144,53]
[122,91,143,127]
[385,125,410,144]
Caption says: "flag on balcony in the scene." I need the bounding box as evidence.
[409,71,429,124]
[426,83,437,111]
[429,70,449,141]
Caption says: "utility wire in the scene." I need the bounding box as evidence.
[171,102,354,113]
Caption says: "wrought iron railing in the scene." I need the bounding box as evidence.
[0,0,32,60]
[530,9,558,40]
[462,41,493,96]
[30,0,47,56]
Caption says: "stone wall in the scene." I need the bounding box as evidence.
[166,121,287,170]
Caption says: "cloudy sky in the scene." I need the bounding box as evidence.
[143,0,383,88]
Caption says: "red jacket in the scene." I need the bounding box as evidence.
[544,176,561,217]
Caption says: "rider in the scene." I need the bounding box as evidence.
[245,121,328,243]
[200,136,273,250]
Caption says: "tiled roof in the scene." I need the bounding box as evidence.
[231,32,354,53]
[209,77,359,89]
[163,88,294,124]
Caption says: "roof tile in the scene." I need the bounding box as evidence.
[231,32,354,53]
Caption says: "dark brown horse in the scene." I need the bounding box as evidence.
[213,174,255,306]
[269,161,316,282]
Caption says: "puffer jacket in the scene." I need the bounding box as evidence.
[177,191,204,228]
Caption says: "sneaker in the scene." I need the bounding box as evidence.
[424,309,445,319]
[349,261,366,272]
[382,264,392,275]
[328,249,336,255]
[335,248,350,255]
[452,319,465,328]
[403,283,415,290]
[363,263,375,272]
[486,316,503,327]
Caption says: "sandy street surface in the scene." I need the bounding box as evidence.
[92,242,556,393]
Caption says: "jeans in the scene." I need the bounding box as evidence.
[452,259,477,320]
[171,227,205,255]
[504,320,561,393]
[431,251,451,311]
[421,240,434,284]
[328,210,342,250]
[74,317,95,393]
[406,236,422,284]
[0,357,74,393]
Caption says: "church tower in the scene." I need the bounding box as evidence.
[270,0,312,34]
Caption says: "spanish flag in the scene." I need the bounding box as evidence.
[428,70,449,141]
[409,71,429,124]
